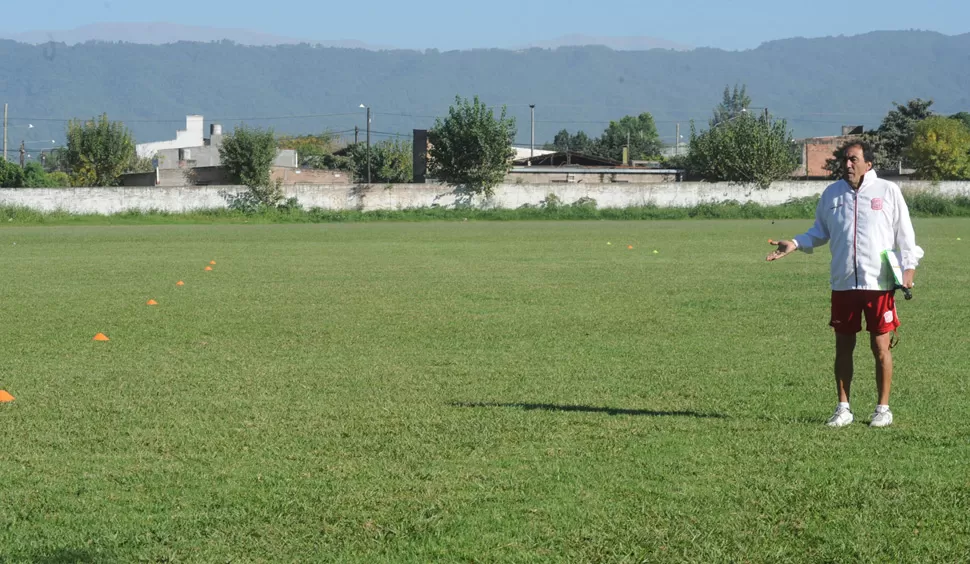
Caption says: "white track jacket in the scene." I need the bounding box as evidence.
[792,170,924,291]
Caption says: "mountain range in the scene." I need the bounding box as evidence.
[1,30,968,150]
[0,23,689,52]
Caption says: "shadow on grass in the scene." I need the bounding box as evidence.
[451,402,727,419]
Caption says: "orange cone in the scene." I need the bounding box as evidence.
[627,245,633,250]
[93,333,110,341]
[205,266,213,271]
[0,390,14,403]
[147,299,159,306]
[210,261,216,265]
[176,281,185,286]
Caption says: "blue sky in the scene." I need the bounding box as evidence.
[2,0,969,50]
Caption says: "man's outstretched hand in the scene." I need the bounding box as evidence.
[766,239,797,261]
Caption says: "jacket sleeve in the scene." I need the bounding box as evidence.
[792,196,830,253]
[893,185,924,270]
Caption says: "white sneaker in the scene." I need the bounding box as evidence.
[826,406,854,427]
[869,410,893,428]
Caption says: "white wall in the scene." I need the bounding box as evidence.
[2,181,969,215]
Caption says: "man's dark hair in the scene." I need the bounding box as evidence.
[841,140,875,164]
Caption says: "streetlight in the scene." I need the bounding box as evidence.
[359,103,371,184]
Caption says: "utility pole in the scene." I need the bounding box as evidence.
[626,131,631,165]
[354,126,359,144]
[529,104,535,164]
[3,103,7,162]
[366,106,371,184]
[676,123,680,156]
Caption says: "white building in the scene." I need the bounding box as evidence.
[135,115,297,170]
[136,115,205,159]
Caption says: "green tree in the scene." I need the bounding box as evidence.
[42,147,70,173]
[277,132,342,168]
[949,112,970,132]
[712,84,752,126]
[906,116,970,180]
[877,98,934,169]
[823,132,889,179]
[687,112,799,188]
[0,160,26,187]
[597,113,662,162]
[346,139,412,183]
[428,95,516,196]
[65,114,136,186]
[549,129,597,155]
[220,124,277,188]
[21,162,66,187]
[218,124,286,207]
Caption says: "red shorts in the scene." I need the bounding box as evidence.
[830,290,899,334]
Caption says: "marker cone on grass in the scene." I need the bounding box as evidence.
[147,299,158,306]
[0,390,14,403]
[210,261,216,265]
[205,266,213,271]
[93,333,110,341]
[176,281,185,286]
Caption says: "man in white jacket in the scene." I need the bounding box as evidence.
[766,141,923,428]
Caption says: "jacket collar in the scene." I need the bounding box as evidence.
[860,169,878,190]
[844,169,878,192]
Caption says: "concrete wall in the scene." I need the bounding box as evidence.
[130,166,343,187]
[3,181,969,215]
[505,170,679,184]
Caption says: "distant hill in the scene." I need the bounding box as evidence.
[2,30,969,150]
[520,34,692,51]
[0,22,389,50]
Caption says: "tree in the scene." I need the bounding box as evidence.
[597,113,662,162]
[687,113,799,188]
[712,84,751,126]
[823,132,889,179]
[877,98,934,169]
[0,160,25,187]
[219,124,284,207]
[64,114,136,186]
[549,129,597,155]
[22,162,69,187]
[906,116,970,180]
[345,139,412,183]
[42,147,70,173]
[949,112,970,132]
[428,95,516,196]
[277,132,342,168]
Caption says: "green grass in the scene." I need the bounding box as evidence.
[1,219,968,563]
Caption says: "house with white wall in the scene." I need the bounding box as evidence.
[135,115,297,170]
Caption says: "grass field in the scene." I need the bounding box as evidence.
[1,219,968,563]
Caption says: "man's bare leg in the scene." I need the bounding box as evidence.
[835,332,856,403]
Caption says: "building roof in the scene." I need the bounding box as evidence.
[512,151,620,167]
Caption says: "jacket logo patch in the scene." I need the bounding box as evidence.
[871,198,883,211]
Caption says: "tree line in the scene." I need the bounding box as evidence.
[4,88,969,196]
